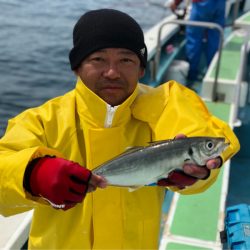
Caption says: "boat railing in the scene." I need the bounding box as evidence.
[153,19,224,101]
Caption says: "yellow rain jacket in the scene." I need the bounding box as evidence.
[0,79,239,249]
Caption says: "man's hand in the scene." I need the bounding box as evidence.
[88,173,107,193]
[157,134,222,189]
[25,157,107,210]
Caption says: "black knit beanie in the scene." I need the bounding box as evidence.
[69,9,147,70]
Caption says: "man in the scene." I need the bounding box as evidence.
[0,9,239,249]
[170,0,226,83]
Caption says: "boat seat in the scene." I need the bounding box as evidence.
[201,25,250,103]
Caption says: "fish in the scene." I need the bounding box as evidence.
[92,136,229,189]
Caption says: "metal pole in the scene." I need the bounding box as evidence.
[232,34,249,127]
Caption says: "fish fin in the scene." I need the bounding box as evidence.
[148,139,175,146]
[125,138,176,152]
[123,146,145,153]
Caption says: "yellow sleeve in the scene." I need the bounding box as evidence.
[0,109,63,216]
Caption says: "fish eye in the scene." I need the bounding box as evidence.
[206,141,214,150]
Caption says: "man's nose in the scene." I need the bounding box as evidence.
[103,63,121,79]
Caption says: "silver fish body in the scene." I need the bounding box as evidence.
[92,137,229,187]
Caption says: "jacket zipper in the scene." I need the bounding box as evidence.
[104,104,118,128]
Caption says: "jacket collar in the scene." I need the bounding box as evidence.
[75,77,139,128]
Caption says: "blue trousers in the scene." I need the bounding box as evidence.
[186,0,226,81]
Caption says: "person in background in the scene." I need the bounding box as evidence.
[170,0,226,84]
[0,8,239,249]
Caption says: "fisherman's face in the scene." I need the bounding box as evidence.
[75,48,145,106]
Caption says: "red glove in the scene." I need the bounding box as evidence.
[24,157,91,210]
[157,170,198,189]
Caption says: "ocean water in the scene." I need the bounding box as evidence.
[0,0,170,136]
